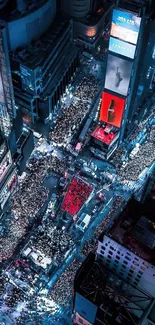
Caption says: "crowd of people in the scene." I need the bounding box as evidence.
[74,75,99,101]
[0,151,67,262]
[50,260,82,307]
[32,218,74,265]
[0,274,28,325]
[61,177,93,217]
[118,124,155,182]
[127,124,143,143]
[82,196,126,257]
[49,75,99,145]
[7,259,38,292]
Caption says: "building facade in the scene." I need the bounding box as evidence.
[10,16,79,124]
[61,0,92,19]
[73,253,155,325]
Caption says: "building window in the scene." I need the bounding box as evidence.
[123,261,128,265]
[133,281,138,286]
[138,271,143,275]
[140,266,146,270]
[131,265,135,270]
[115,260,119,264]
[129,269,134,274]
[109,251,113,255]
[116,255,120,260]
[125,256,131,261]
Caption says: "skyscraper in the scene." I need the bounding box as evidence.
[61,0,92,19]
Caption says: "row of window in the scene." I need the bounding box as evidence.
[100,246,146,271]
[99,253,143,282]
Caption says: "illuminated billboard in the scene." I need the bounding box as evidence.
[99,91,125,128]
[0,25,16,136]
[0,151,12,182]
[0,169,18,210]
[109,37,136,59]
[111,9,141,45]
[104,54,133,96]
[0,72,5,104]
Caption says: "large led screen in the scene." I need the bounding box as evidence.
[111,9,141,45]
[104,54,133,96]
[0,72,5,104]
[109,37,136,59]
[100,91,125,128]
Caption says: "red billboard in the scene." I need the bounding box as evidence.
[99,92,125,128]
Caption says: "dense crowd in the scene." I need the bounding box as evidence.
[0,275,29,325]
[109,146,126,167]
[127,124,143,143]
[118,124,155,181]
[74,75,99,100]
[49,75,99,145]
[61,177,93,217]
[7,259,38,292]
[32,218,74,265]
[1,53,155,325]
[82,196,126,257]
[50,260,82,307]
[0,151,67,262]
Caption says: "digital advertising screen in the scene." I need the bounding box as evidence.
[99,91,126,128]
[110,9,141,45]
[0,72,5,104]
[109,37,136,59]
[104,54,133,96]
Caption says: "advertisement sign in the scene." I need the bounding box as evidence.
[0,170,17,209]
[109,37,136,59]
[105,54,133,96]
[91,125,116,145]
[0,72,5,104]
[99,91,126,128]
[0,25,16,136]
[110,9,141,45]
[0,151,12,182]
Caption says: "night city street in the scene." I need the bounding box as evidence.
[0,1,155,325]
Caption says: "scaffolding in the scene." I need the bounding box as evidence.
[80,261,153,325]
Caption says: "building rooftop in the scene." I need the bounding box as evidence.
[108,200,155,263]
[91,125,116,146]
[0,0,50,22]
[11,15,70,69]
[44,45,78,97]
[75,257,153,324]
